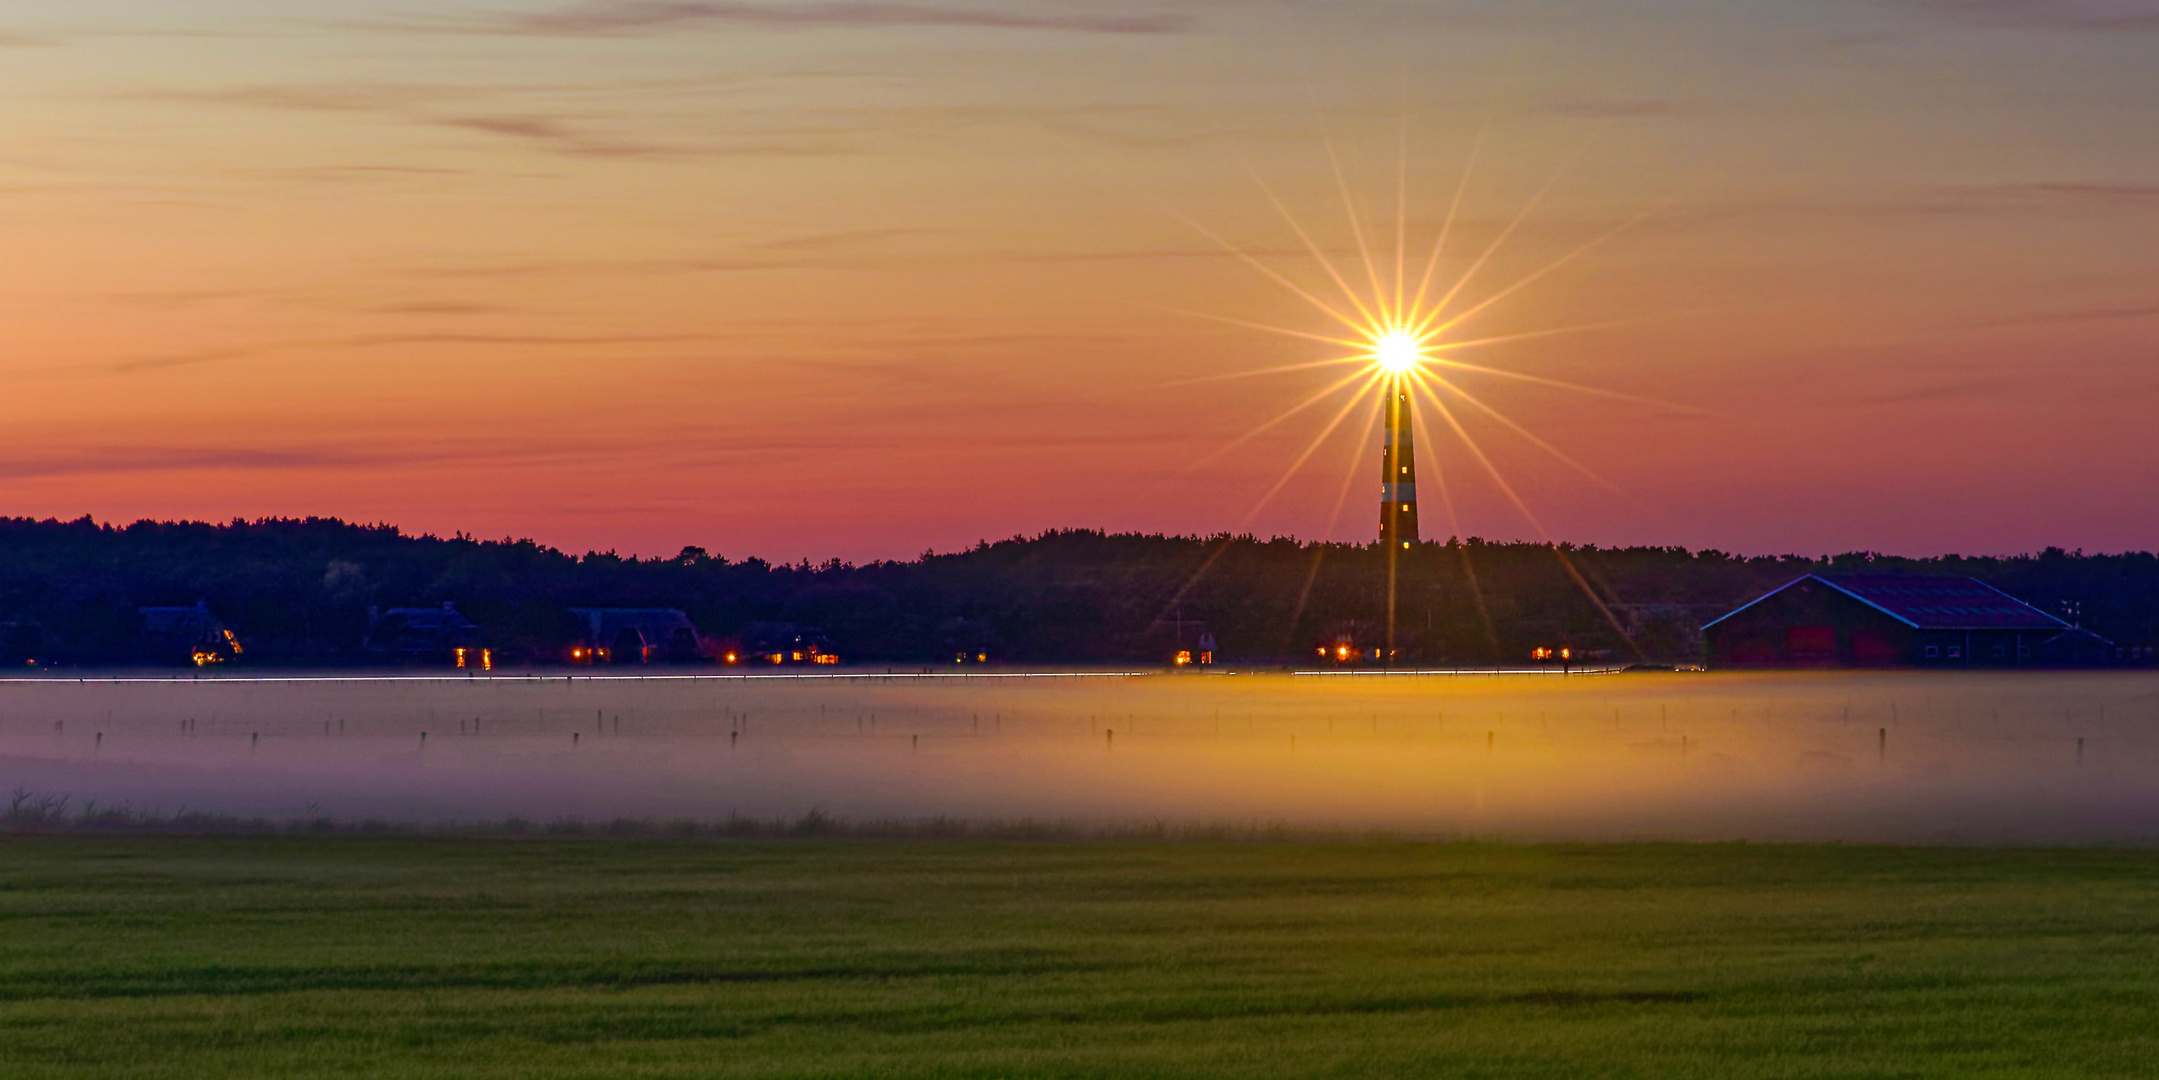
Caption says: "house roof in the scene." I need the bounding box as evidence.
[1703,574,2070,632]
[380,602,478,632]
[140,602,226,636]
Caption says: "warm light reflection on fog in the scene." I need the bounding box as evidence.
[4,671,2157,842]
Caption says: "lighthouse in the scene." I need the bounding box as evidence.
[1380,384,1419,548]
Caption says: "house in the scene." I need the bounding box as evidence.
[1312,620,1390,665]
[2041,627,2118,667]
[140,600,242,666]
[368,602,486,667]
[568,608,707,664]
[730,621,838,665]
[1702,574,2088,668]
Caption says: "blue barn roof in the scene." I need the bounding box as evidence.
[1703,574,2069,632]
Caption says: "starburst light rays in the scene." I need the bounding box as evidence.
[1239,369,1388,526]
[1409,122,1486,322]
[1153,364,1385,486]
[1164,128,1685,548]
[1169,209,1370,336]
[1412,369,1630,502]
[1236,157,1388,331]
[1414,209,1651,340]
[1154,121,1685,665]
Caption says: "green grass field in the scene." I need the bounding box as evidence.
[3,836,2156,1078]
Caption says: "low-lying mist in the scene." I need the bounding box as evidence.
[4,670,2156,842]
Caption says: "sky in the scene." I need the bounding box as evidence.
[3,0,2155,562]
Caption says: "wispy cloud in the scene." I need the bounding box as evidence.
[88,330,705,376]
[1544,98,1684,121]
[435,114,683,157]
[1999,181,2159,202]
[491,1,1192,36]
[339,331,706,348]
[750,227,939,251]
[153,85,696,159]
[1900,0,2159,30]
[1979,301,2159,328]
[1903,182,2159,214]
[369,300,512,315]
[267,165,470,177]
[109,347,269,374]
[0,438,611,481]
[391,247,923,281]
[148,83,867,161]
[1653,179,2159,229]
[0,30,57,47]
[1862,378,2000,405]
[0,447,386,481]
[175,85,423,113]
[241,164,482,188]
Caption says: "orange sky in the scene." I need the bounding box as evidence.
[4,1,2156,561]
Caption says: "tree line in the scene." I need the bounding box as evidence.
[0,515,2151,666]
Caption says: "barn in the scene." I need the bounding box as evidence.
[139,600,242,666]
[365,602,484,666]
[1702,574,2077,669]
[568,608,706,664]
